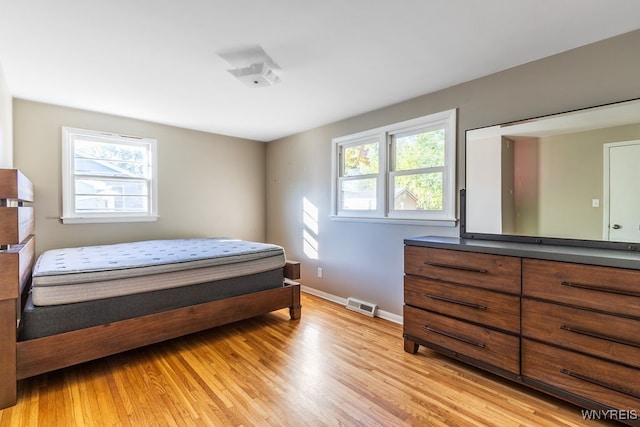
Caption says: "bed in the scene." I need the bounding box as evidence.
[0,169,301,410]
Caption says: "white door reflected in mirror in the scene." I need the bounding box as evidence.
[605,140,640,243]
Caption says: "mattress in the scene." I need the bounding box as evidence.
[20,268,284,340]
[31,238,286,306]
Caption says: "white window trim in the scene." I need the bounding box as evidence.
[331,109,457,224]
[61,126,159,224]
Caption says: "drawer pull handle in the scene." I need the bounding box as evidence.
[423,261,488,274]
[560,281,640,298]
[560,369,640,399]
[424,294,487,310]
[423,326,486,348]
[560,325,640,348]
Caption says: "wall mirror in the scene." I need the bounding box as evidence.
[461,98,640,251]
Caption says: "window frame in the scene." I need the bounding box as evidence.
[61,126,158,224]
[331,109,457,225]
[335,134,385,218]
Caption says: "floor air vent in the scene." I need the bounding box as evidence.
[346,297,377,317]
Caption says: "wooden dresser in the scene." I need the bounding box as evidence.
[404,236,640,425]
[0,169,35,409]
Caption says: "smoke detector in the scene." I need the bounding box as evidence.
[218,45,282,88]
[228,62,280,87]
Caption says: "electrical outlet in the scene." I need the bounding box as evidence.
[592,199,600,208]
[317,267,323,278]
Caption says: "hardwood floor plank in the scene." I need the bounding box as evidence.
[0,293,618,426]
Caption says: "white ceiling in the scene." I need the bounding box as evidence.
[1,1,640,142]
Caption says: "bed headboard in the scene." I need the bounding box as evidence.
[0,169,35,408]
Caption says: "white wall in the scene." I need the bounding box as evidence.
[266,29,640,316]
[0,63,12,168]
[465,136,503,233]
[13,100,267,255]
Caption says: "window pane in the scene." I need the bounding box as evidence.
[75,178,148,213]
[394,172,443,210]
[75,139,148,178]
[76,195,148,213]
[76,178,148,195]
[341,178,377,210]
[394,128,445,171]
[343,141,379,176]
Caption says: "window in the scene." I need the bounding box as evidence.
[332,109,456,224]
[61,127,158,224]
[339,136,380,212]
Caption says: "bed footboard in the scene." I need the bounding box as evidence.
[16,282,301,380]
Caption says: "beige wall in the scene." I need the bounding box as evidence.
[537,131,602,239]
[13,100,266,255]
[536,123,640,240]
[0,63,11,168]
[266,29,640,317]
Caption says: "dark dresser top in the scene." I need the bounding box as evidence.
[404,236,640,271]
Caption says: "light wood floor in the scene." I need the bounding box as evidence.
[0,293,615,426]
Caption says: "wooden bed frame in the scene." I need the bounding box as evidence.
[0,169,302,410]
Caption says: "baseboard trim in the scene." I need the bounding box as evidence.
[300,285,403,325]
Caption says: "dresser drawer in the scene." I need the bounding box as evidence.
[404,246,520,293]
[404,305,519,373]
[522,299,640,369]
[522,259,640,318]
[405,276,520,334]
[522,339,640,412]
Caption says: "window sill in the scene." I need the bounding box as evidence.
[61,215,159,225]
[329,215,457,227]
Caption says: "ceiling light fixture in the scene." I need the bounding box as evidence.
[218,45,282,88]
[227,62,281,87]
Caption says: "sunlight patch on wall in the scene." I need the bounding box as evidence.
[303,197,319,259]
[303,229,318,259]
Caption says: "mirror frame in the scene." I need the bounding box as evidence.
[460,98,640,252]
